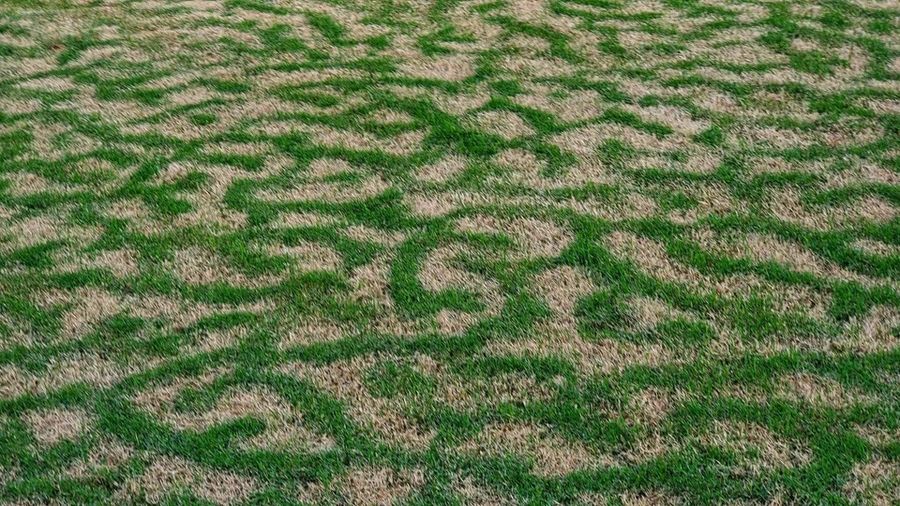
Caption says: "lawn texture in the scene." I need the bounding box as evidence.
[0,0,898,504]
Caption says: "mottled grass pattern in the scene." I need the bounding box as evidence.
[0,0,898,504]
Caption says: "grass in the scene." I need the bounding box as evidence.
[0,0,898,504]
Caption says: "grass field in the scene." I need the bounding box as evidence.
[0,0,898,504]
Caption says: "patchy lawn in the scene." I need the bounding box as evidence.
[0,0,898,504]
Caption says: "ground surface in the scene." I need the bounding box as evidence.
[0,0,898,504]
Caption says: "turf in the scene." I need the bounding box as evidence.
[0,0,898,504]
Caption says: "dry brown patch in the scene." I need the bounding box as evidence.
[337,466,425,506]
[23,408,90,445]
[436,372,558,410]
[492,148,546,186]
[776,372,874,409]
[67,439,133,479]
[127,294,272,331]
[133,373,332,452]
[418,245,504,328]
[279,358,435,450]
[853,424,900,447]
[272,211,340,229]
[499,54,576,78]
[347,253,427,336]
[455,215,573,259]
[398,54,474,81]
[276,318,348,349]
[415,155,468,183]
[487,326,685,376]
[369,109,414,125]
[740,234,871,284]
[628,296,681,332]
[56,248,140,278]
[1,172,67,197]
[845,305,900,353]
[1,214,101,251]
[268,241,342,272]
[533,265,595,324]
[704,421,811,474]
[617,491,685,505]
[469,110,534,140]
[122,455,256,505]
[603,231,706,288]
[307,157,354,178]
[431,88,491,115]
[460,422,615,477]
[622,104,709,136]
[843,458,899,505]
[49,288,123,339]
[170,246,280,287]
[258,176,390,204]
[451,475,515,505]
[626,387,676,426]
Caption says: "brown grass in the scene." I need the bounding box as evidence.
[23,408,90,445]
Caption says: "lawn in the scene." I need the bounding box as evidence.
[0,0,898,504]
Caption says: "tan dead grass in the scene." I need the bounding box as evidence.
[487,326,686,376]
[398,54,474,81]
[533,265,596,328]
[451,475,516,505]
[122,455,256,505]
[336,466,425,506]
[843,458,899,505]
[626,387,676,426]
[258,176,391,205]
[776,372,875,409]
[492,148,546,185]
[23,408,90,445]
[436,371,557,410]
[1,214,102,251]
[276,318,348,349]
[2,0,897,500]
[460,422,615,477]
[418,245,505,328]
[454,215,573,259]
[66,439,133,479]
[279,358,435,450]
[703,420,811,474]
[416,155,468,183]
[469,110,534,140]
[170,246,280,287]
[603,231,707,288]
[845,305,900,353]
[0,353,140,398]
[131,373,331,451]
[306,157,354,178]
[268,241,342,272]
[58,288,123,339]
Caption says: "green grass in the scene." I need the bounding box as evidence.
[0,0,898,504]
